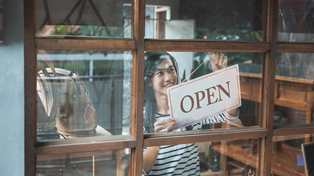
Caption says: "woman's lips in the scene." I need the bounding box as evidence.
[164,83,174,88]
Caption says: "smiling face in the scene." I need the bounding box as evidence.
[151,57,178,98]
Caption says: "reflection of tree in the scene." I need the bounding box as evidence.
[37,0,125,38]
[36,25,124,38]
[190,51,262,80]
[277,0,314,79]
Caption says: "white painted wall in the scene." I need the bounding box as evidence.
[0,0,24,175]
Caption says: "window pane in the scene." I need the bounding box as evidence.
[143,139,260,175]
[36,0,132,38]
[37,149,130,176]
[272,134,313,175]
[143,51,263,134]
[274,53,314,126]
[0,0,2,42]
[145,0,264,41]
[36,50,132,141]
[278,0,314,42]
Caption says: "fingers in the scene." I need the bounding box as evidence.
[208,52,227,71]
[223,56,228,67]
[218,53,224,66]
[154,117,178,133]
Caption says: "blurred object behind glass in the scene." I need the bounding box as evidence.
[36,0,132,38]
[278,0,314,42]
[274,53,314,128]
[271,134,314,175]
[37,50,132,141]
[139,0,264,41]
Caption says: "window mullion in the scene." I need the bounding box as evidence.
[129,0,145,175]
[24,0,37,175]
[259,0,278,176]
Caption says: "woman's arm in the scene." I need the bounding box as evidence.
[143,146,161,174]
[142,117,177,174]
[227,108,238,117]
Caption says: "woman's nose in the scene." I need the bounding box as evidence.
[164,72,173,81]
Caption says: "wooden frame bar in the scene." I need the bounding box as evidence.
[24,0,37,175]
[35,38,137,51]
[277,42,314,53]
[145,40,270,52]
[144,127,267,147]
[259,0,278,175]
[35,137,136,155]
[273,124,314,136]
[128,0,145,175]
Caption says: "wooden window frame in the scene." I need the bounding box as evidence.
[24,0,314,175]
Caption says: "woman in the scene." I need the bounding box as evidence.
[142,52,239,175]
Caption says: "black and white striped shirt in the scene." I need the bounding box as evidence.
[143,112,238,176]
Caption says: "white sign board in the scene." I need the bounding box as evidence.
[167,64,241,128]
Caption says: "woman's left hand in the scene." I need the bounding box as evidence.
[208,52,227,72]
[154,117,178,133]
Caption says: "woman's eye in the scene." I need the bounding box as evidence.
[169,68,175,72]
[155,71,163,75]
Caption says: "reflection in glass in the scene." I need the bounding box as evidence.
[143,0,263,41]
[36,0,131,38]
[143,139,259,175]
[203,139,259,175]
[278,0,314,42]
[36,50,132,141]
[272,134,314,175]
[143,52,263,134]
[274,53,314,126]
[36,149,129,176]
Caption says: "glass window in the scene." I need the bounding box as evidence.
[206,139,259,175]
[143,51,263,134]
[274,53,314,126]
[0,0,2,42]
[37,149,130,176]
[143,139,259,175]
[143,0,264,41]
[278,0,314,42]
[272,134,314,176]
[36,0,132,38]
[36,50,132,141]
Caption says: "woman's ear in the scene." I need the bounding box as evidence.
[148,82,152,87]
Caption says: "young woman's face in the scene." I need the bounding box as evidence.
[151,57,177,97]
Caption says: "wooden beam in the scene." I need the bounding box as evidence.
[35,38,137,51]
[259,0,278,176]
[24,0,37,175]
[145,40,270,52]
[144,127,267,147]
[277,42,314,53]
[35,137,136,155]
[273,124,314,136]
[128,0,145,175]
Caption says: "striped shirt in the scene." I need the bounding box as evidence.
[143,111,238,176]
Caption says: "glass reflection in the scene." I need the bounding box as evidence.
[144,0,263,41]
[143,139,259,175]
[36,50,132,141]
[36,149,129,176]
[143,52,263,135]
[278,0,314,42]
[272,134,314,176]
[36,0,131,38]
[274,53,314,126]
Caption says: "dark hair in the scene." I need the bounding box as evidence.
[143,52,179,133]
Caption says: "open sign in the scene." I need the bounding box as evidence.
[167,64,241,128]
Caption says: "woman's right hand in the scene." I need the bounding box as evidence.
[208,52,227,72]
[154,117,178,133]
